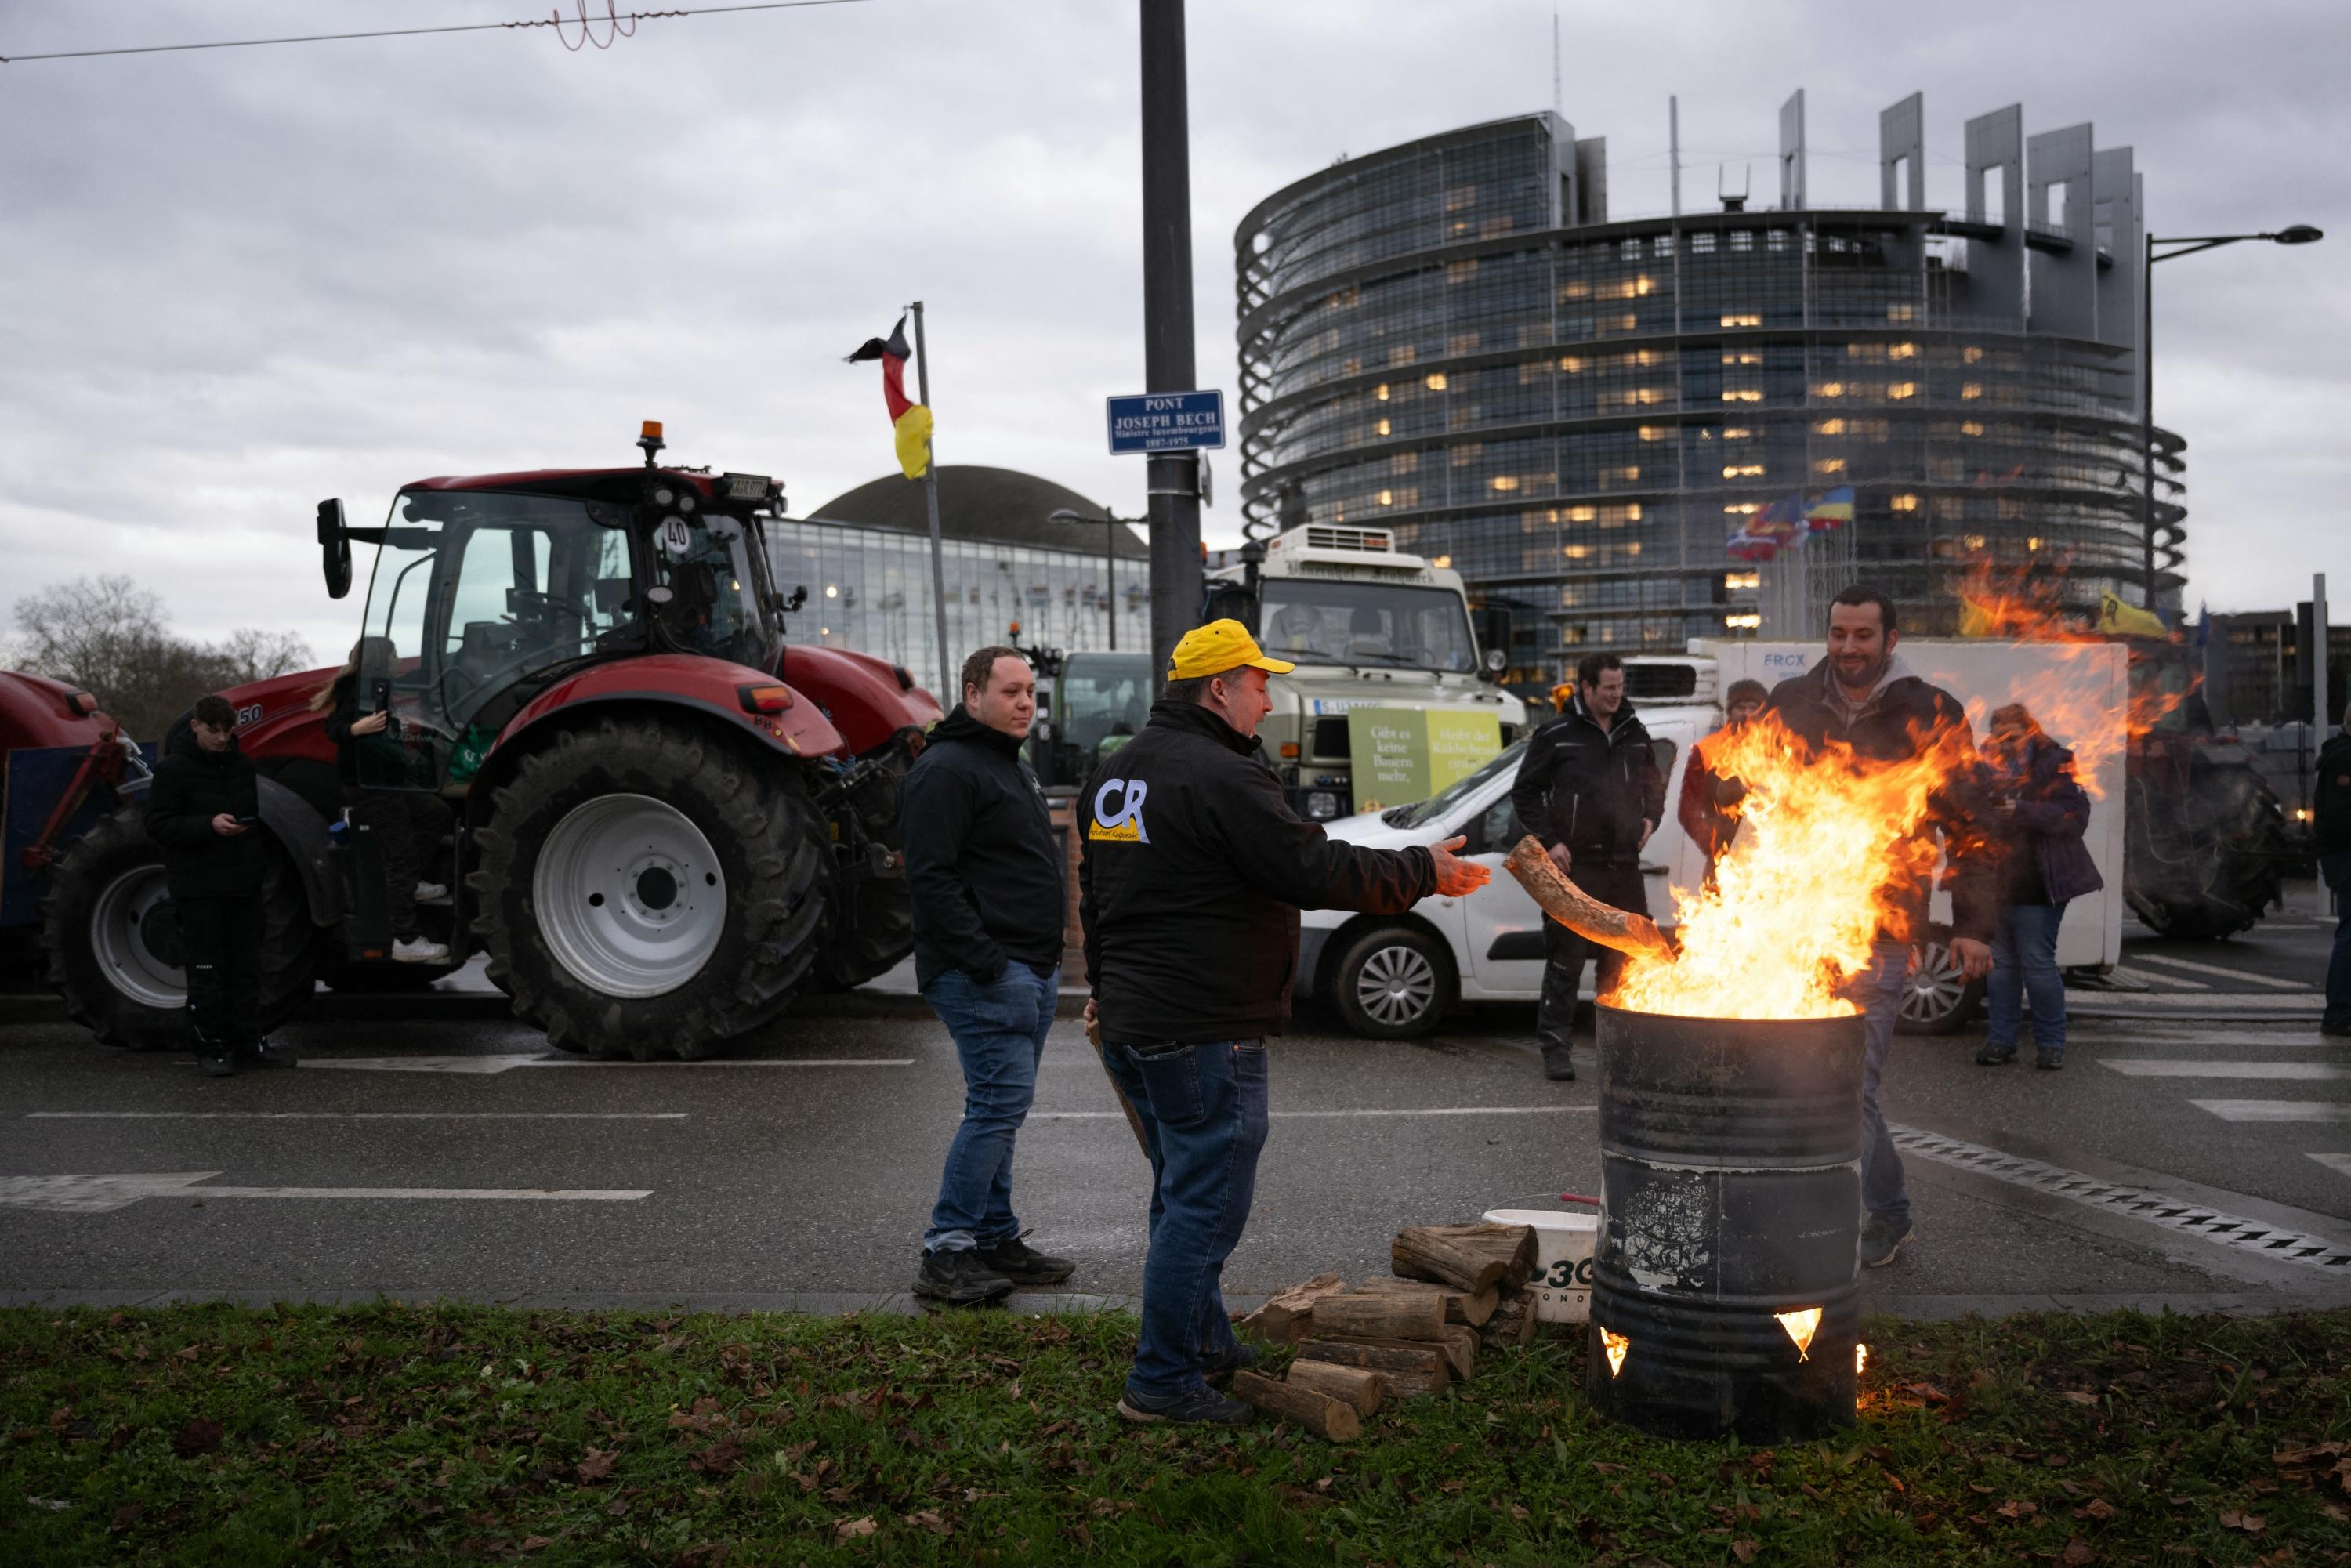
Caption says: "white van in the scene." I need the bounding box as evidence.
[1295,640,2126,1040]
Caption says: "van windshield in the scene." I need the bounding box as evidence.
[1259,579,1477,672]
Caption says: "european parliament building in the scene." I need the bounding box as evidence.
[1234,97,2176,683]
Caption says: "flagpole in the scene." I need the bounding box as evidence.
[907,299,955,706]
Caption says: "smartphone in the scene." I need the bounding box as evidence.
[232,815,260,827]
[371,676,393,715]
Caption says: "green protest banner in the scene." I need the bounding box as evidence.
[1346,707,1501,812]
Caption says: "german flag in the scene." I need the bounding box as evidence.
[845,315,933,480]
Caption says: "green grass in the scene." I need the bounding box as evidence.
[3,1303,2347,1566]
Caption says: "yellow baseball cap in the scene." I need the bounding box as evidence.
[1168,618,1296,681]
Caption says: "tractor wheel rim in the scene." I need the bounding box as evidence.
[534,793,726,999]
[1357,944,1435,1027]
[89,864,184,1009]
[1901,942,1965,1023]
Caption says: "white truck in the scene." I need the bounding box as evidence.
[1298,638,2131,1039]
[1203,525,1528,823]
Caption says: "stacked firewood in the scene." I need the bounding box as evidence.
[1230,1222,1541,1442]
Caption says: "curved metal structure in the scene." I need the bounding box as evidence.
[1236,113,2186,682]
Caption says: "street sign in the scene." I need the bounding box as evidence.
[1107,389,1226,454]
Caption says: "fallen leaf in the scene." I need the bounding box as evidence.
[1070,1523,1094,1549]
[1995,1500,2038,1520]
[172,1417,224,1456]
[516,1537,552,1553]
[2061,1537,2097,1566]
[2216,1509,2265,1534]
[2082,1498,2116,1521]
[907,1510,951,1537]
[2060,1392,2100,1407]
[833,1515,878,1543]
[1731,1540,1758,1564]
[110,1504,144,1530]
[577,1447,618,1483]
[1590,1461,1627,1474]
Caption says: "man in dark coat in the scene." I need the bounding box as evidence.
[2316,704,2351,1037]
[144,694,295,1076]
[1768,585,1992,1269]
[902,646,1076,1305]
[1510,651,1667,1081]
[1081,619,1488,1425]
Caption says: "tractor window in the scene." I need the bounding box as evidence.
[650,513,775,670]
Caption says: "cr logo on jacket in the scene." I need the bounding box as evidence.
[1089,777,1150,844]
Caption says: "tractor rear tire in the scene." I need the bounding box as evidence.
[40,806,316,1050]
[471,715,827,1059]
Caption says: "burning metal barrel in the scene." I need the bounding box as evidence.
[1585,1003,1864,1442]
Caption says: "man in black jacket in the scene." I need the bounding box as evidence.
[2315,705,2351,1037]
[145,695,295,1076]
[902,646,1078,1305]
[1081,619,1489,1425]
[1510,652,1666,1081]
[1767,585,1993,1268]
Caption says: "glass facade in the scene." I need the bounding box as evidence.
[766,517,1149,683]
[1237,114,2180,686]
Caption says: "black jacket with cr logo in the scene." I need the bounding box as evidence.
[1079,700,1438,1045]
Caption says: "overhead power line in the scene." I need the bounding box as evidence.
[0,0,866,64]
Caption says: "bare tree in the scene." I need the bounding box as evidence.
[9,575,316,741]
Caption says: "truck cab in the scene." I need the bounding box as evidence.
[1204,525,1527,821]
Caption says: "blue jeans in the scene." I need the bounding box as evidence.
[1099,1038,1270,1400]
[1849,940,1911,1225]
[922,964,1058,1253]
[2324,855,2351,1030]
[1987,902,2067,1052]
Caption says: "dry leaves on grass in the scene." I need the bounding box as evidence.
[171,1417,224,1456]
[2060,1537,2097,1566]
[832,1515,878,1544]
[2217,1508,2266,1534]
[575,1447,618,1483]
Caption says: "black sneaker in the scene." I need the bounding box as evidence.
[1201,1342,1261,1382]
[196,1047,237,1078]
[1116,1385,1253,1426]
[1541,1043,1577,1081]
[1975,1041,2018,1066]
[2034,1048,2066,1071]
[1860,1213,1915,1269]
[975,1235,1076,1287]
[913,1248,1014,1305]
[238,1037,299,1070]
[2322,1019,2351,1039]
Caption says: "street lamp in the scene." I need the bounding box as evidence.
[1049,506,1138,651]
[2141,224,2324,605]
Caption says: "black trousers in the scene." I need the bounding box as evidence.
[180,893,264,1051]
[1535,862,1649,1052]
[345,788,451,940]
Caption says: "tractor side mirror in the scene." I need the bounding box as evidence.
[317,498,353,599]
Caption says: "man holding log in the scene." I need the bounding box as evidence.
[1510,651,1667,1081]
[1080,619,1491,1426]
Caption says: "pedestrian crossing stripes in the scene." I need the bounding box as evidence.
[2190,1101,2351,1123]
[2313,1154,2351,1179]
[2128,953,2310,991]
[2101,1059,2351,1080]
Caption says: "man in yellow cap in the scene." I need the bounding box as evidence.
[1080,618,1491,1425]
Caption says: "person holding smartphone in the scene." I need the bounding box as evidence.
[146,694,295,1076]
[313,639,451,963]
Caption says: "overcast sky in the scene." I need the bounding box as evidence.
[3,0,2345,663]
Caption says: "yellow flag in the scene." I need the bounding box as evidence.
[1958,597,1999,638]
[2096,592,2167,639]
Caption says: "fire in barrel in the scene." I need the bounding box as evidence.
[1504,709,1978,1440]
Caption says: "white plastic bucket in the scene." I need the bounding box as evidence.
[1482,1207,1598,1323]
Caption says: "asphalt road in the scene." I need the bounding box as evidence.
[2,885,2346,1320]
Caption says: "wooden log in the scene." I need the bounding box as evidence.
[1230,1370,1360,1442]
[1433,1324,1479,1382]
[1389,1229,1508,1295]
[1235,1273,1345,1347]
[1310,1291,1447,1344]
[1282,1360,1386,1417]
[1294,1338,1448,1398]
[1400,1222,1539,1292]
[1480,1292,1538,1349]
[1357,1275,1499,1327]
[1502,835,1675,961]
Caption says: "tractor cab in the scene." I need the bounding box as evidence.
[321,422,789,788]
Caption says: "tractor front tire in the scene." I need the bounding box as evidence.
[471,715,827,1059]
[41,806,316,1050]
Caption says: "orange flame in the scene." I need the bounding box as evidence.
[1773,1306,1824,1361]
[1611,715,1974,1019]
[1600,1327,1630,1378]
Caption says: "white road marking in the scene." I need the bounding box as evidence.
[2103,964,2209,990]
[2101,1059,2351,1080]
[0,1173,651,1213]
[2072,993,2321,1012]
[2110,1032,2329,1048]
[2128,953,2309,990]
[294,1055,912,1074]
[1028,1106,1593,1120]
[2192,1101,2351,1123]
[2312,1153,2351,1179]
[25,1112,689,1121]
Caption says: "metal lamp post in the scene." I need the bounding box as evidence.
[1050,506,1137,651]
[2140,224,2324,607]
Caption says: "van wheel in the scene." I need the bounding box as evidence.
[1896,923,1983,1035]
[1330,925,1455,1040]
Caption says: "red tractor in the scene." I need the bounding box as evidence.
[40,423,938,1058]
